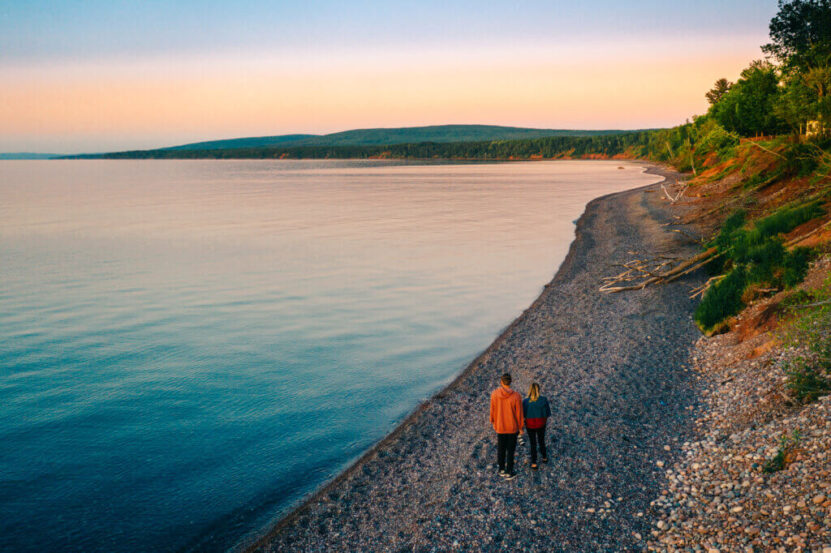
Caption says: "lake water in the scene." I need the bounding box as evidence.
[0,160,660,552]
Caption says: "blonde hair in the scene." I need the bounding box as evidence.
[528,382,540,402]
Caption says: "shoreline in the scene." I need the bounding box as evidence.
[244,162,703,553]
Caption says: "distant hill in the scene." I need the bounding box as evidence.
[0,153,59,160]
[287,125,626,146]
[161,125,628,151]
[163,134,318,151]
[65,125,658,160]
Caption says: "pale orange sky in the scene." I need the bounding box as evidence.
[1,1,776,153]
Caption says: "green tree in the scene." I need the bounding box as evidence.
[763,0,831,71]
[776,75,819,133]
[706,78,733,105]
[710,61,784,136]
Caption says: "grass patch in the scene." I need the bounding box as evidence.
[785,357,831,403]
[695,202,825,333]
[780,271,831,404]
[695,267,746,332]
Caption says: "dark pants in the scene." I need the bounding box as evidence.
[497,433,518,474]
[527,426,547,464]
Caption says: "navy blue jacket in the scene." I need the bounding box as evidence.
[522,396,551,421]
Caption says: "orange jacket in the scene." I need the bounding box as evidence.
[490,385,524,434]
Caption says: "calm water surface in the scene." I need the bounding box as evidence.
[0,160,660,552]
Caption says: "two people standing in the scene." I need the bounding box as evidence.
[489,373,551,479]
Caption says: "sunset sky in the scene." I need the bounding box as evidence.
[1,1,779,154]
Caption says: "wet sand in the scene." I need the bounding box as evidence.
[246,163,704,553]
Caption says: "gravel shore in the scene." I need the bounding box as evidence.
[247,164,706,553]
[648,255,831,553]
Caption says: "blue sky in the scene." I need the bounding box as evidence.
[1,1,776,62]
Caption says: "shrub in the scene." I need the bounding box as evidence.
[762,430,801,474]
[709,209,747,252]
[695,267,747,332]
[751,201,824,240]
[696,120,740,160]
[696,202,824,332]
[782,247,813,287]
[785,357,831,403]
[781,270,831,403]
[784,142,821,177]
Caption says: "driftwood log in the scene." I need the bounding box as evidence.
[600,247,718,293]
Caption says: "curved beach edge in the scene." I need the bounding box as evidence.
[240,160,693,553]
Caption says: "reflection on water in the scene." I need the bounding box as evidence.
[0,159,659,552]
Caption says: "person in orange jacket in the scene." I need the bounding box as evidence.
[489,372,524,480]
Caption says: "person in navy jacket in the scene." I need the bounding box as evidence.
[522,383,551,469]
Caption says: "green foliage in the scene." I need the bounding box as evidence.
[784,273,831,355]
[783,247,813,287]
[785,357,831,402]
[743,239,787,282]
[785,142,822,175]
[781,270,831,403]
[762,447,787,473]
[763,0,831,71]
[709,61,785,137]
[762,429,801,473]
[695,120,740,160]
[84,131,659,160]
[80,118,742,165]
[709,210,747,251]
[775,75,821,134]
[742,169,782,190]
[706,78,733,106]
[696,202,824,332]
[781,288,814,307]
[751,201,825,239]
[695,267,747,332]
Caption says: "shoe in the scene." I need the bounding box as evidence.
[530,463,538,470]
[498,469,507,477]
[504,472,517,480]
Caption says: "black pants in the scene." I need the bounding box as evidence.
[527,426,547,464]
[497,433,518,474]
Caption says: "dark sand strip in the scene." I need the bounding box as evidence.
[246,164,703,553]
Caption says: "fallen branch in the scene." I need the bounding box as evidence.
[670,228,704,243]
[790,298,831,309]
[785,220,831,247]
[661,179,689,203]
[689,274,727,299]
[755,288,780,294]
[600,247,718,293]
[744,139,787,160]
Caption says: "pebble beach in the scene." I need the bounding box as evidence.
[247,165,708,553]
[648,255,831,553]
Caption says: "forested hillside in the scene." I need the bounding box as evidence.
[96,125,632,157]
